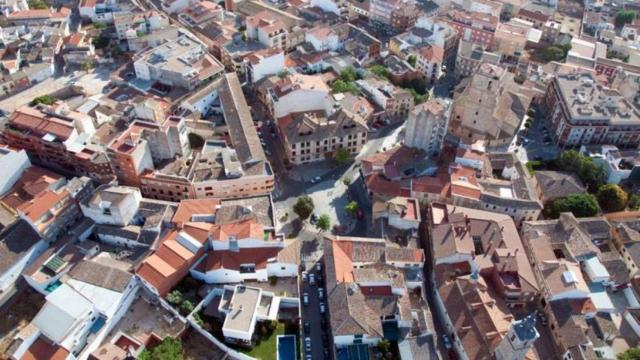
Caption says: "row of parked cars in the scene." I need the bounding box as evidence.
[301,262,331,360]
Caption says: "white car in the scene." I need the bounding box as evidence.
[310,176,321,184]
[318,288,324,300]
[309,273,316,286]
[319,302,326,314]
[305,337,312,352]
[303,292,309,306]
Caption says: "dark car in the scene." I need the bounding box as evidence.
[310,214,318,224]
[304,320,310,334]
[442,334,452,349]
[321,317,327,330]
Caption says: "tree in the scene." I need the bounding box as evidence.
[345,201,359,215]
[316,214,331,231]
[548,193,599,218]
[166,290,183,306]
[293,196,314,220]
[92,35,109,49]
[331,79,358,94]
[94,22,107,29]
[138,337,183,360]
[334,148,350,164]
[187,133,205,149]
[277,69,289,78]
[378,339,391,353]
[615,10,636,27]
[618,348,640,360]
[369,64,391,80]
[541,46,566,62]
[81,60,94,71]
[27,0,47,9]
[557,150,605,192]
[597,184,628,212]
[179,300,194,315]
[340,65,357,82]
[30,95,56,106]
[629,194,640,210]
[407,55,417,67]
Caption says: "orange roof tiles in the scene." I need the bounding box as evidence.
[9,107,74,141]
[21,336,70,360]
[209,221,264,241]
[17,189,69,223]
[201,247,279,272]
[332,240,354,283]
[1,166,62,209]
[172,199,221,224]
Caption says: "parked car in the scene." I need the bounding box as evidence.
[318,287,324,300]
[311,176,321,184]
[442,334,452,349]
[310,214,318,224]
[321,317,327,329]
[319,302,326,314]
[303,292,309,306]
[309,273,316,286]
[539,313,548,326]
[304,320,310,334]
[302,271,308,282]
[316,262,322,272]
[305,337,312,352]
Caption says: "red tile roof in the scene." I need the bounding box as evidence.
[172,199,221,224]
[9,107,74,141]
[21,336,70,360]
[199,247,280,272]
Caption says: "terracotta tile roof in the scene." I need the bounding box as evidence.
[172,199,221,224]
[418,44,444,63]
[411,175,451,197]
[17,189,70,223]
[437,276,512,359]
[1,166,62,209]
[431,204,538,293]
[9,106,75,141]
[209,221,264,241]
[200,246,280,272]
[21,336,70,360]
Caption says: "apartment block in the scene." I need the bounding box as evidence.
[133,35,224,91]
[1,104,113,182]
[404,98,451,155]
[544,72,640,147]
[278,108,368,165]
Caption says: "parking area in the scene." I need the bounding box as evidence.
[300,261,332,360]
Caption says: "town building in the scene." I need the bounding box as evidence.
[447,10,498,49]
[455,39,501,78]
[369,0,417,31]
[245,47,285,84]
[544,72,640,147]
[450,63,532,146]
[1,104,114,183]
[133,35,224,91]
[415,44,444,83]
[9,260,137,360]
[277,107,368,165]
[246,10,289,50]
[404,98,451,155]
[257,73,333,118]
[430,203,539,306]
[534,171,586,204]
[356,77,415,121]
